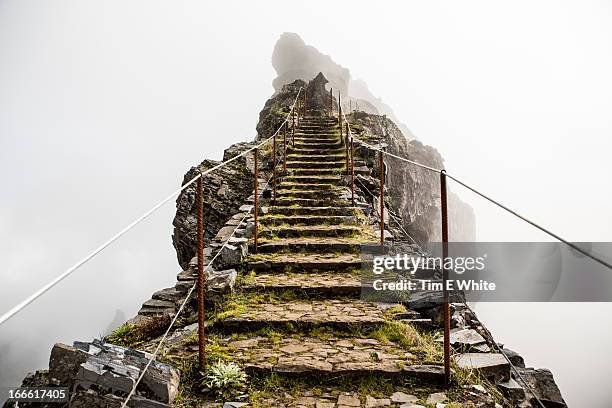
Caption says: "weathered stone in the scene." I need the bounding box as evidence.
[390,392,418,404]
[70,340,179,404]
[337,393,361,406]
[497,378,525,401]
[453,353,510,383]
[515,367,567,407]
[501,347,525,368]
[425,392,447,404]
[49,343,89,385]
[152,287,182,302]
[216,243,247,268]
[206,268,237,303]
[222,402,248,408]
[365,395,391,407]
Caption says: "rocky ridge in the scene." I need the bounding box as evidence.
[6,75,566,408]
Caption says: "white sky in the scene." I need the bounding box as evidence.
[1,1,611,405]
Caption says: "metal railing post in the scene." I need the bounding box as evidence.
[440,170,451,386]
[379,150,385,254]
[283,122,287,176]
[351,137,355,206]
[345,123,350,175]
[254,148,259,253]
[338,92,341,124]
[272,134,277,205]
[330,87,333,117]
[196,173,206,370]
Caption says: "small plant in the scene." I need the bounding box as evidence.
[202,360,248,397]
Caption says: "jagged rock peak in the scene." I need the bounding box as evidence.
[272,33,350,95]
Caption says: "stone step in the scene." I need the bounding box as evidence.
[247,253,362,272]
[260,215,358,226]
[274,198,349,208]
[259,224,361,239]
[241,272,362,296]
[286,154,346,162]
[287,147,345,155]
[292,142,344,150]
[293,138,342,145]
[285,160,345,169]
[277,182,338,190]
[452,353,511,384]
[218,300,386,331]
[294,133,338,139]
[275,189,342,199]
[282,175,343,183]
[288,168,343,176]
[267,206,357,216]
[297,123,337,128]
[253,237,363,254]
[299,119,337,125]
[227,335,445,382]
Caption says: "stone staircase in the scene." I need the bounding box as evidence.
[208,115,458,406]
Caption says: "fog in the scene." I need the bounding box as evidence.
[1,1,611,406]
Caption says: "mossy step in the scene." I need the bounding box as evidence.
[285,160,345,169]
[276,182,338,190]
[293,137,342,144]
[286,154,346,162]
[267,206,357,216]
[288,168,344,176]
[251,237,363,253]
[273,197,348,207]
[259,224,361,239]
[275,189,341,199]
[294,130,340,140]
[291,135,342,144]
[282,175,343,183]
[218,299,386,331]
[260,215,357,226]
[247,252,362,272]
[227,335,446,382]
[287,147,346,155]
[241,272,362,296]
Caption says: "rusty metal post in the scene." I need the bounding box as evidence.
[196,173,206,370]
[303,86,307,116]
[283,122,287,175]
[330,88,333,116]
[351,137,355,206]
[272,133,277,205]
[440,170,451,387]
[338,92,341,124]
[345,129,349,176]
[292,112,296,147]
[379,150,385,254]
[340,105,343,139]
[254,148,259,253]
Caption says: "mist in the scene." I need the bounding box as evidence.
[1,1,611,406]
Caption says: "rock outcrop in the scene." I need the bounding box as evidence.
[345,111,476,244]
[172,142,256,270]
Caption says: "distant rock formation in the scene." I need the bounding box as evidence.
[271,32,416,140]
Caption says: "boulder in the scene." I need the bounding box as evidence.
[206,269,237,303]
[515,368,567,408]
[49,343,89,385]
[216,242,247,269]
